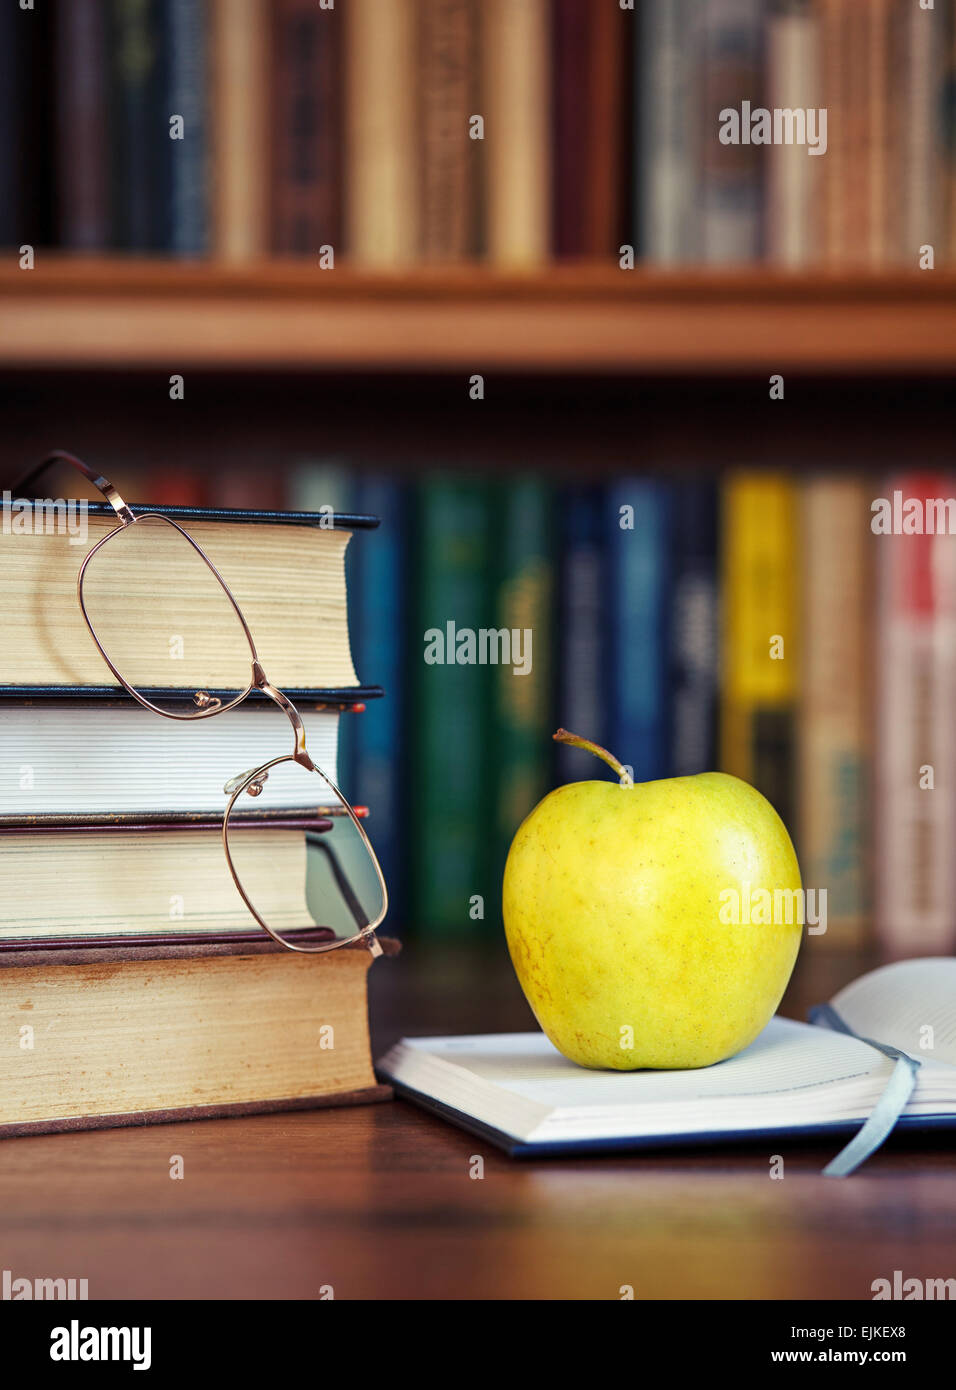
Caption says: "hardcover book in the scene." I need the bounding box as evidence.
[0,937,397,1137]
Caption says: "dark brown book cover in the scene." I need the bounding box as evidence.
[551,0,591,258]
[418,0,480,261]
[270,0,342,255]
[584,0,628,257]
[551,0,627,258]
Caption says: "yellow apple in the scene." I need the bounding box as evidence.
[503,730,803,1070]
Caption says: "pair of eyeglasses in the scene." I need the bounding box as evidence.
[16,450,387,957]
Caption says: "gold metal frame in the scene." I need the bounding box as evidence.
[26,450,387,957]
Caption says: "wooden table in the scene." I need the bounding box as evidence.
[0,943,953,1300]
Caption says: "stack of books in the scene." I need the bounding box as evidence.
[0,489,394,1137]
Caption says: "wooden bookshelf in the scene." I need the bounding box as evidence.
[0,260,954,374]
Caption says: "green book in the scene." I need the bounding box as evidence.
[411,477,495,937]
[492,478,555,889]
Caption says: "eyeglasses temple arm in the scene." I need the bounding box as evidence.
[14,450,135,525]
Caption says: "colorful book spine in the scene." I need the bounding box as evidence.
[638,0,700,264]
[351,474,407,926]
[899,0,945,266]
[875,473,956,957]
[346,0,419,265]
[211,0,268,261]
[551,0,591,258]
[108,0,166,251]
[165,0,208,256]
[492,478,554,877]
[669,479,719,777]
[270,0,341,256]
[411,479,494,936]
[56,0,110,250]
[556,486,608,783]
[607,480,673,784]
[766,0,821,267]
[418,0,479,262]
[721,473,798,832]
[699,0,765,264]
[484,0,551,266]
[798,477,870,949]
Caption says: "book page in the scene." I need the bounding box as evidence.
[408,1019,882,1112]
[831,959,956,1067]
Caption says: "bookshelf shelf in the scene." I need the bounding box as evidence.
[1,260,954,374]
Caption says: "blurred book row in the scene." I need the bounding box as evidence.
[4,0,954,266]
[92,458,954,959]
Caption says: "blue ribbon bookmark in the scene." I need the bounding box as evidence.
[808,1002,921,1177]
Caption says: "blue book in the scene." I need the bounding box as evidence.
[556,485,608,784]
[164,0,208,255]
[607,480,674,784]
[350,475,407,928]
[669,479,719,775]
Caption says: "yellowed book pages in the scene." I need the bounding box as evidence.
[0,829,315,939]
[212,0,269,262]
[0,517,357,690]
[0,948,377,1129]
[346,0,419,265]
[484,0,551,266]
[798,478,870,948]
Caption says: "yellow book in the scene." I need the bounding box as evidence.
[721,473,799,833]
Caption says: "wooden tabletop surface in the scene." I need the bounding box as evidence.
[1,942,953,1300]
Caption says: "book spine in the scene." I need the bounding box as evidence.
[638,0,700,264]
[875,473,956,956]
[900,0,945,267]
[699,0,765,264]
[411,479,494,936]
[270,0,341,257]
[766,0,821,267]
[211,0,268,261]
[346,0,419,265]
[56,0,110,250]
[946,2,956,263]
[865,0,893,268]
[484,0,551,266]
[418,0,479,262]
[721,473,798,832]
[492,477,554,879]
[551,0,591,258]
[669,479,719,777]
[165,0,208,256]
[351,474,407,926]
[582,0,627,259]
[798,477,870,950]
[0,3,21,248]
[556,486,609,783]
[607,480,673,784]
[108,0,166,251]
[820,0,848,265]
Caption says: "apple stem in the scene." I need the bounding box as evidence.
[552,729,633,787]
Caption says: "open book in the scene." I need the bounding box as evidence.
[377,960,956,1161]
